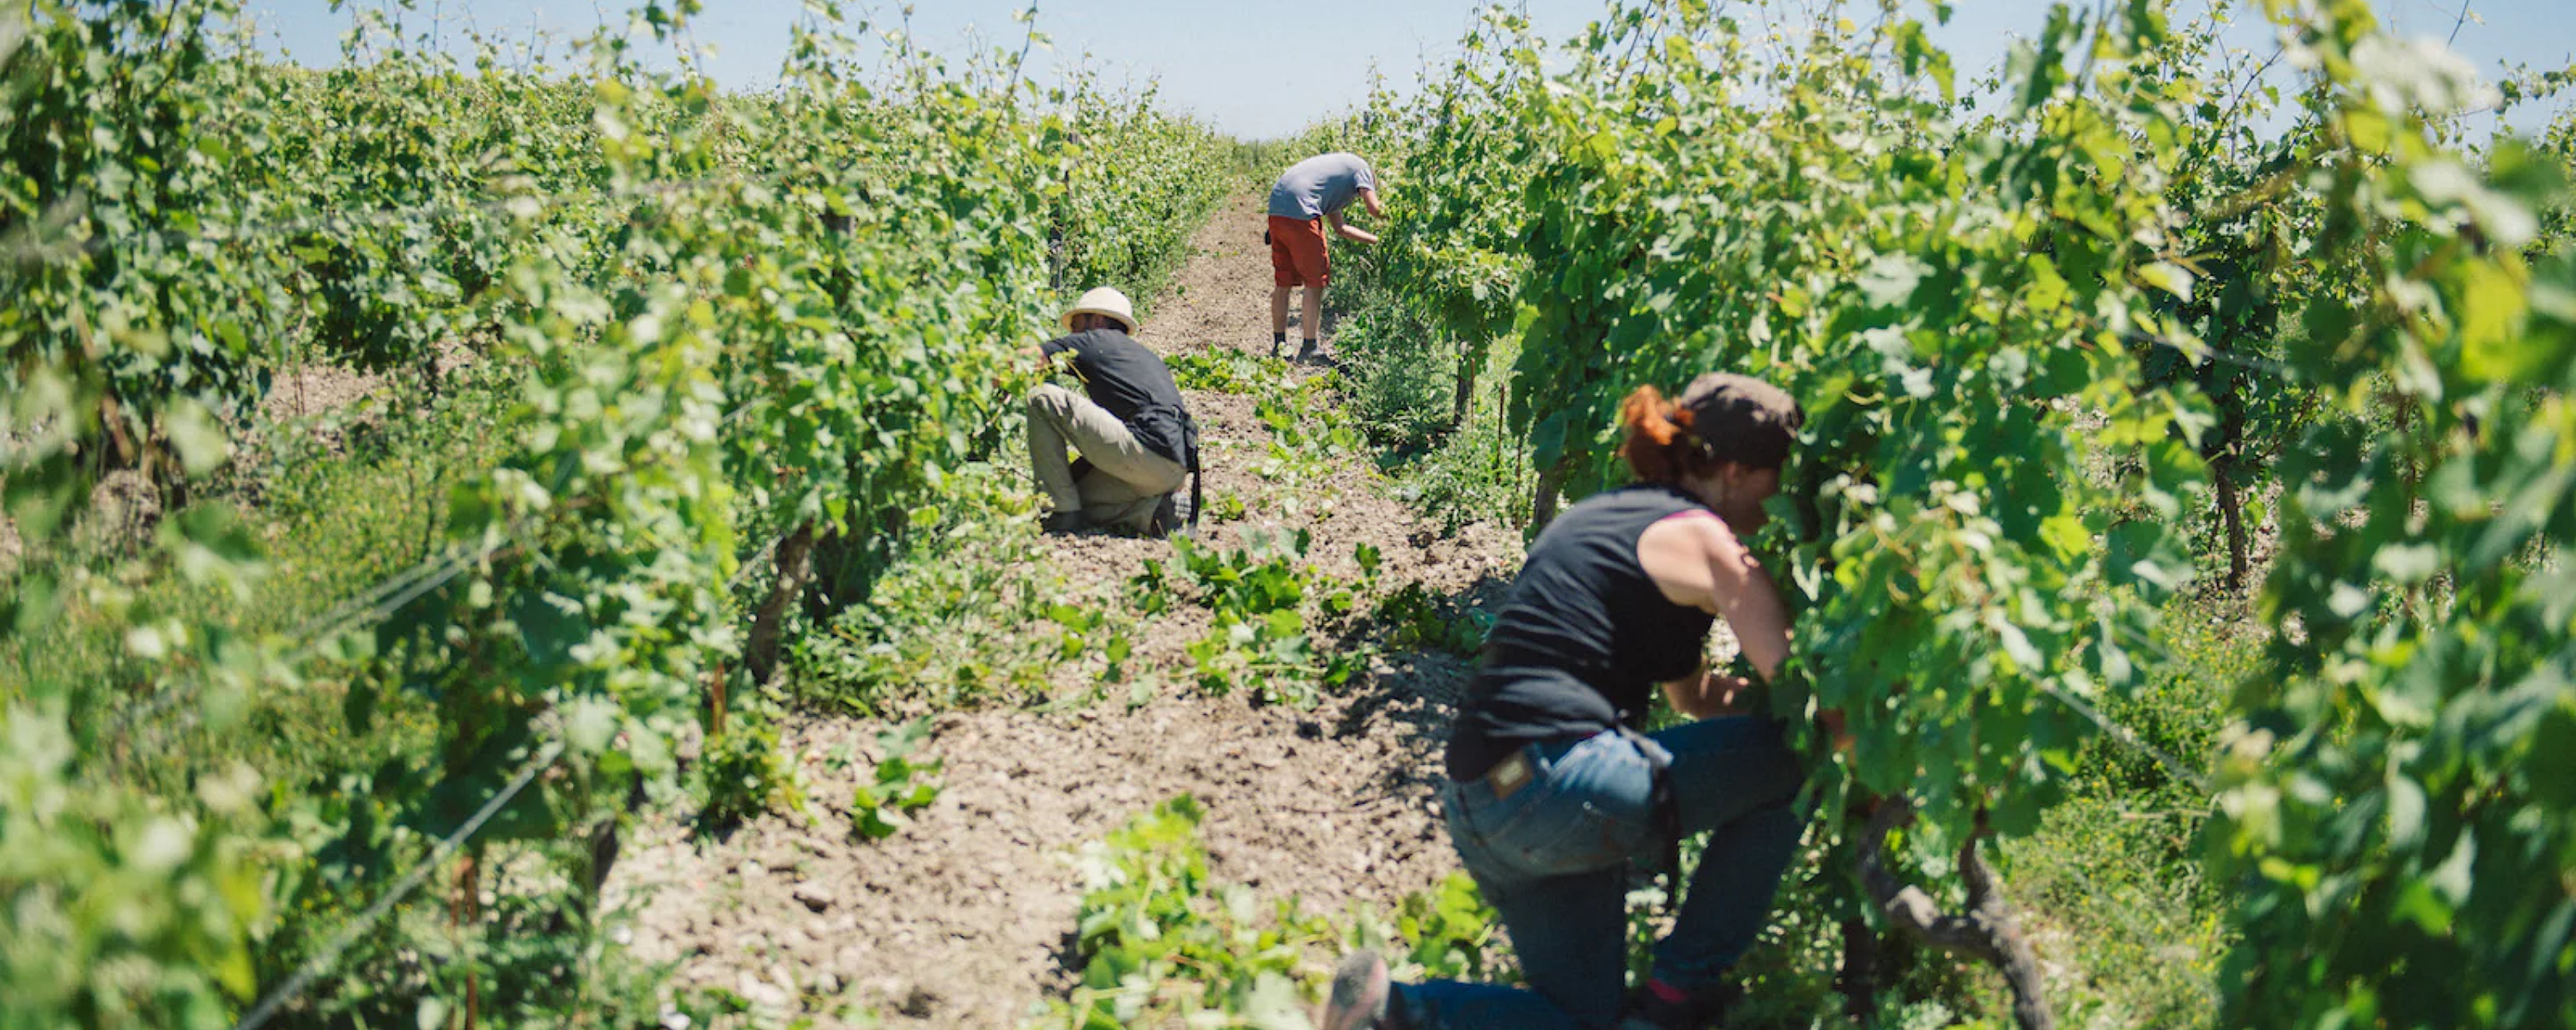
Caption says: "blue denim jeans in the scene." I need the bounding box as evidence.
[1392,717,1807,1030]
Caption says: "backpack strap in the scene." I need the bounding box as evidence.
[1183,409,1202,531]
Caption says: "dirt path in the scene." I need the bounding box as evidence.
[608,195,1525,1027]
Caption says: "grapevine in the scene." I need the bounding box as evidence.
[1,0,1231,1023]
[1350,0,2573,1025]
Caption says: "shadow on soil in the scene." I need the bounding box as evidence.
[1331,566,1514,810]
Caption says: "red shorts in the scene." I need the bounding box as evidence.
[1268,215,1329,288]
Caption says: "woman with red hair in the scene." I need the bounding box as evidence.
[1325,373,1817,1030]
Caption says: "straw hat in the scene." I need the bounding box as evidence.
[1063,287,1137,334]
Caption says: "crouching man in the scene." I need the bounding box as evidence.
[1027,287,1199,536]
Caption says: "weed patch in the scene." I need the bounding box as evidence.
[1039,796,1509,1029]
[1138,530,1379,709]
[846,717,945,841]
[1249,379,1365,506]
[1371,579,1494,657]
[790,470,1139,712]
[1170,349,1290,396]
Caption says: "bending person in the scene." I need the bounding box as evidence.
[1267,151,1381,360]
[1026,288,1197,536]
[1324,373,1819,1030]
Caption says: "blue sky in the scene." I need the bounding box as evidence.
[252,0,2573,139]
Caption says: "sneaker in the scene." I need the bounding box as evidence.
[1318,950,1393,1030]
[1625,978,1740,1030]
[1297,339,1321,363]
[1042,511,1090,535]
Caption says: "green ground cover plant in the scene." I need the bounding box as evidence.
[1170,349,1292,396]
[1142,531,1379,709]
[1040,795,1510,1030]
[848,718,944,842]
[792,474,1081,712]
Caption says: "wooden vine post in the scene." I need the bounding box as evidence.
[1451,337,1478,429]
[1528,457,1570,530]
[745,523,819,685]
[453,846,483,1030]
[1834,916,1880,1022]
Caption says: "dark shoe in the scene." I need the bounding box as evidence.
[1297,339,1321,363]
[1319,950,1393,1030]
[1624,979,1741,1030]
[1042,511,1090,535]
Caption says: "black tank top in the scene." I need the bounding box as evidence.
[1447,484,1718,781]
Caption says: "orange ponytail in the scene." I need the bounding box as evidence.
[1619,385,1704,483]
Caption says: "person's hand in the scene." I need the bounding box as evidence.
[1703,673,1756,717]
[1663,670,1753,720]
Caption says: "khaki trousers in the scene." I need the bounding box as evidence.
[1027,384,1188,533]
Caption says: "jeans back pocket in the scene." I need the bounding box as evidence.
[1471,736,1656,878]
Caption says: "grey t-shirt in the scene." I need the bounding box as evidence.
[1267,152,1376,219]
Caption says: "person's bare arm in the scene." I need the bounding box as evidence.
[1637,513,1789,679]
[1661,665,1757,720]
[1324,211,1378,245]
[1358,186,1383,217]
[1639,513,1852,743]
